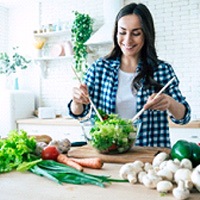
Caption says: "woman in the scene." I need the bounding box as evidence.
[68,3,191,148]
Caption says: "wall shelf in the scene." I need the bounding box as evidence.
[33,55,73,62]
[34,30,71,38]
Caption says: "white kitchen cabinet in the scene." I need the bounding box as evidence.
[169,121,200,146]
[16,118,85,143]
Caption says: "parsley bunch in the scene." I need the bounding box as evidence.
[0,130,37,173]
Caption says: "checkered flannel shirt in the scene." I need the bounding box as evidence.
[68,57,191,148]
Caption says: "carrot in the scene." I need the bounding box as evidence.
[70,157,104,169]
[57,154,83,171]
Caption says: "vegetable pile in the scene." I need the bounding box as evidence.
[119,140,200,200]
[85,113,138,154]
[0,129,126,188]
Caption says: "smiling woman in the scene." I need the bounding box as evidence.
[68,3,191,148]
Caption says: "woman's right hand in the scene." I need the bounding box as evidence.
[71,84,90,115]
[72,83,90,105]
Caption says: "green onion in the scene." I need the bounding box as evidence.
[30,160,127,188]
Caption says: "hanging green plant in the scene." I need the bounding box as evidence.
[71,11,93,76]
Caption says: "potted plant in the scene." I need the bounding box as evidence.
[0,47,31,89]
[71,11,93,77]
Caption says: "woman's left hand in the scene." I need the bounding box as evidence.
[143,93,171,111]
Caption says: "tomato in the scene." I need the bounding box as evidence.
[41,146,60,161]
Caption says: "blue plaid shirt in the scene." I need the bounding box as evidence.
[68,57,191,148]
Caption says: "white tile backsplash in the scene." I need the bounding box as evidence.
[2,0,200,120]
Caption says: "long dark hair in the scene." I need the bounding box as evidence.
[105,3,162,92]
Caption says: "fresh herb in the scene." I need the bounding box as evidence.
[71,11,93,77]
[29,160,127,187]
[0,130,38,173]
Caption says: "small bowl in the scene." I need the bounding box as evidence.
[80,118,141,154]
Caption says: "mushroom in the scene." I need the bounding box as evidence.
[119,161,144,184]
[180,158,193,170]
[157,167,173,181]
[172,180,190,200]
[152,152,169,167]
[156,180,173,193]
[191,164,200,192]
[144,162,153,172]
[159,160,168,170]
[142,169,162,189]
[166,160,180,173]
[138,171,147,184]
[174,168,193,190]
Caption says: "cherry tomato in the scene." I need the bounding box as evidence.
[41,146,60,161]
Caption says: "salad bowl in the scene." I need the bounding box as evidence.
[80,114,141,154]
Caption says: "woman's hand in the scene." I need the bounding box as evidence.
[72,83,90,105]
[143,93,186,120]
[143,93,171,111]
[71,84,90,115]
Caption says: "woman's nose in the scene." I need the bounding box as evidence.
[124,34,132,44]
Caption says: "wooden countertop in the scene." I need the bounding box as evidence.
[169,120,200,128]
[0,163,199,200]
[17,117,200,128]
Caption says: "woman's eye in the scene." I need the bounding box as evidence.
[119,31,126,35]
[132,32,141,36]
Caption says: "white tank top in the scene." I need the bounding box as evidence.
[115,69,137,119]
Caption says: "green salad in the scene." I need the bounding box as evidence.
[89,113,137,154]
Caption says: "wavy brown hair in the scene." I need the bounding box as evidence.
[105,3,162,92]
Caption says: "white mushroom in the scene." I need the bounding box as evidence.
[174,168,193,190]
[152,152,169,167]
[172,180,190,200]
[157,168,173,181]
[138,171,147,184]
[180,158,193,170]
[156,180,173,193]
[119,161,143,184]
[159,160,168,170]
[144,162,153,172]
[167,160,180,173]
[191,164,200,192]
[142,169,162,189]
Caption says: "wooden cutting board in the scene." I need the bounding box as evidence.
[68,145,171,164]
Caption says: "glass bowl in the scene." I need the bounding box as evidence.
[80,117,141,154]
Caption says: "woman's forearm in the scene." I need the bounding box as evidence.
[168,96,186,120]
[71,100,84,115]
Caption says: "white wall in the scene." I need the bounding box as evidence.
[2,0,200,120]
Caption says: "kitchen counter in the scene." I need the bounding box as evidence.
[16,117,80,126]
[0,163,199,200]
[17,117,200,128]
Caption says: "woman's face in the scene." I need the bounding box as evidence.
[117,14,144,59]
